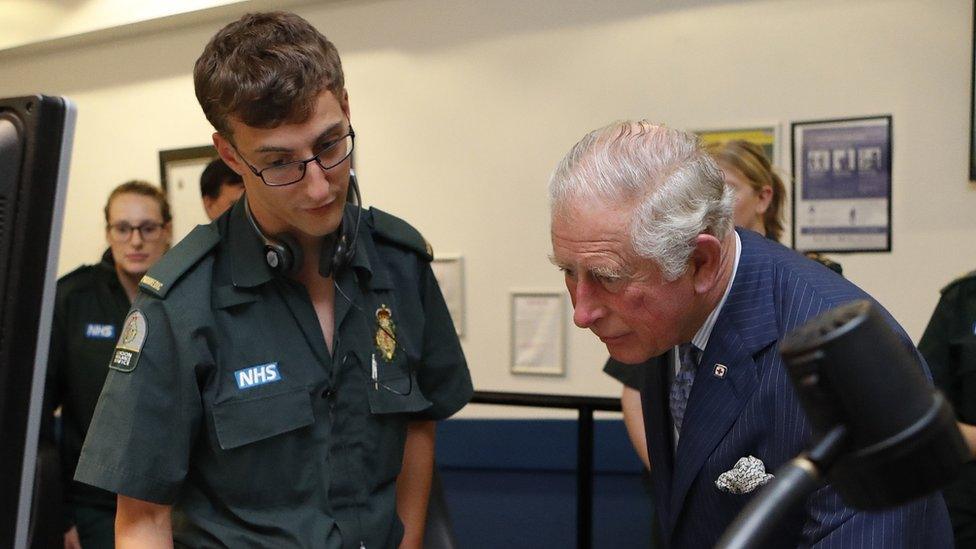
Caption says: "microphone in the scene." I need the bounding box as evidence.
[717,299,967,548]
[779,299,967,508]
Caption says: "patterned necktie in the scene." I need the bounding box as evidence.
[669,343,700,433]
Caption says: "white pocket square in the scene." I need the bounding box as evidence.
[715,455,774,494]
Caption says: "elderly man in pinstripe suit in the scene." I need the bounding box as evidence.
[548,120,952,548]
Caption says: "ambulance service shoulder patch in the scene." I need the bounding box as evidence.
[109,310,147,373]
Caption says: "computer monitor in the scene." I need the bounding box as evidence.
[0,95,75,549]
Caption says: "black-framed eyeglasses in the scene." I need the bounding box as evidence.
[233,127,355,187]
[107,222,166,243]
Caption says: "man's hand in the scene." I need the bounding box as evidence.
[63,526,82,549]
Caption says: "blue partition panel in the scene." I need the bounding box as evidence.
[435,419,656,548]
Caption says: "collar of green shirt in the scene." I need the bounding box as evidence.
[225,197,392,290]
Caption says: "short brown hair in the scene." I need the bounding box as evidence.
[706,140,786,242]
[200,158,243,199]
[193,11,345,138]
[104,180,172,225]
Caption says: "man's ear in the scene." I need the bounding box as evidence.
[339,89,350,121]
[689,233,724,295]
[213,132,247,177]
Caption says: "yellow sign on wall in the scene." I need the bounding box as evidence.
[695,126,777,163]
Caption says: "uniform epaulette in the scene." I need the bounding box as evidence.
[368,207,433,261]
[139,224,220,299]
[941,270,976,294]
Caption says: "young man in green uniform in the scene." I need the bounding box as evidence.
[47,181,173,549]
[75,12,473,547]
[920,271,976,546]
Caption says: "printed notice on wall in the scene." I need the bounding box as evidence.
[510,292,565,376]
[792,116,892,253]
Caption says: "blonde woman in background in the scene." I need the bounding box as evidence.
[707,139,842,274]
[705,140,784,241]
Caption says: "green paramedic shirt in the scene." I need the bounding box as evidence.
[74,199,473,548]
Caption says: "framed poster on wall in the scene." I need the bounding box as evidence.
[791,115,892,253]
[510,291,565,376]
[159,145,218,242]
[971,0,976,180]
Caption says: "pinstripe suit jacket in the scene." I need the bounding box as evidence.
[641,229,952,548]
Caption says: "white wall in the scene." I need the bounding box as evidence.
[0,0,311,51]
[1,0,973,416]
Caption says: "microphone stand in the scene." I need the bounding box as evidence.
[715,425,848,549]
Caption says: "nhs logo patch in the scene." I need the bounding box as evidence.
[85,324,115,339]
[235,362,281,390]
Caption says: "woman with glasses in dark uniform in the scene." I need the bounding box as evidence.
[46,181,173,549]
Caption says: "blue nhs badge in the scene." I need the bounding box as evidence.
[235,362,281,390]
[85,323,115,339]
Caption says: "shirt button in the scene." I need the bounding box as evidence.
[321,388,334,399]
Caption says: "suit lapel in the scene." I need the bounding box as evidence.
[667,318,758,527]
[642,350,675,528]
[666,230,778,535]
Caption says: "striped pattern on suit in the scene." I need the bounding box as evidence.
[640,229,952,548]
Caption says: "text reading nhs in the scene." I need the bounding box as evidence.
[235,363,281,390]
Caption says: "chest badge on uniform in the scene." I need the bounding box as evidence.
[375,304,397,361]
[85,323,116,339]
[109,310,147,373]
[234,362,281,390]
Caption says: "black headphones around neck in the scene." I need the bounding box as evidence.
[243,171,362,278]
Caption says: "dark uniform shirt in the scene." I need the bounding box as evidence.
[47,251,130,521]
[75,199,473,548]
[919,270,976,544]
[603,358,648,390]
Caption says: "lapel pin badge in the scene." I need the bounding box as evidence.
[713,364,728,379]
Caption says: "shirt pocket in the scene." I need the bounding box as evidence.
[365,350,433,415]
[358,350,433,483]
[212,385,314,450]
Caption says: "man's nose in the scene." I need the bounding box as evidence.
[130,229,144,247]
[302,158,333,196]
[571,279,604,329]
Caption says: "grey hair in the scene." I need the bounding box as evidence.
[548,120,734,281]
